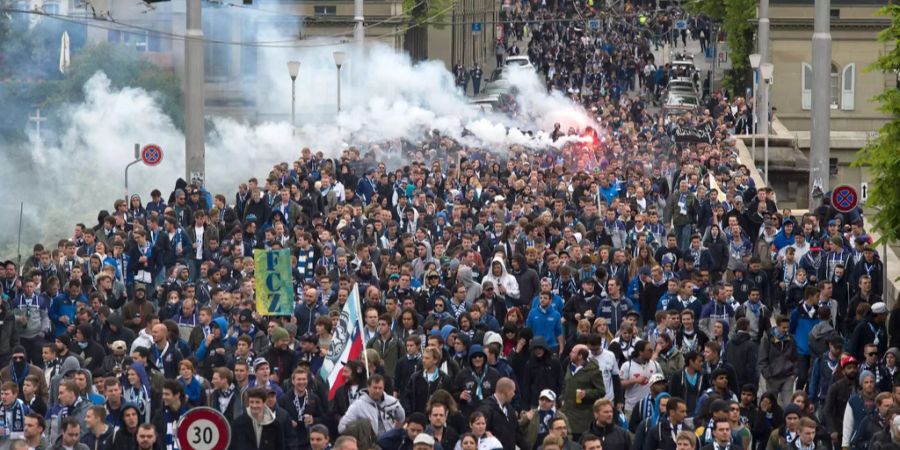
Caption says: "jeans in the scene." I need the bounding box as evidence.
[675,223,693,252]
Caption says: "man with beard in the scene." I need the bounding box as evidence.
[825,355,860,447]
[111,404,142,450]
[122,285,154,335]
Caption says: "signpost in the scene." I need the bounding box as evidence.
[831,185,859,213]
[675,20,687,30]
[126,143,164,203]
[861,182,869,203]
[176,407,231,450]
[588,19,601,30]
[471,23,482,34]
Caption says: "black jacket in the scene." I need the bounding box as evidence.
[586,422,631,450]
[825,376,857,433]
[724,331,759,388]
[403,369,453,415]
[667,369,708,414]
[81,424,116,450]
[521,338,563,408]
[643,420,691,450]
[230,409,287,450]
[479,396,526,450]
[277,390,326,447]
[454,366,501,417]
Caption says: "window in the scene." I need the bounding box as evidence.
[125,32,148,52]
[830,63,839,109]
[803,62,854,110]
[841,63,855,110]
[43,1,60,14]
[314,5,336,15]
[204,14,232,80]
[801,62,812,110]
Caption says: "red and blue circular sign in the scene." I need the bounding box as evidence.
[832,185,858,213]
[176,407,231,450]
[141,144,163,166]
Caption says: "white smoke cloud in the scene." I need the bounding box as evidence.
[0,34,597,252]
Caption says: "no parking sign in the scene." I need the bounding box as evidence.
[141,144,163,166]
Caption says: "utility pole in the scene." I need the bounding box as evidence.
[810,0,831,208]
[757,0,769,137]
[353,0,364,43]
[185,0,205,184]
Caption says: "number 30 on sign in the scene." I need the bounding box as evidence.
[176,407,231,450]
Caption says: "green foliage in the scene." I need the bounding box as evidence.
[685,0,755,95]
[685,0,726,19]
[0,20,183,141]
[853,5,900,244]
[723,0,754,94]
[43,43,184,129]
[403,0,456,29]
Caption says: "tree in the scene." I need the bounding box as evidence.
[42,42,184,129]
[687,0,755,95]
[853,5,900,243]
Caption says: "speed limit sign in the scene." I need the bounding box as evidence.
[176,407,231,450]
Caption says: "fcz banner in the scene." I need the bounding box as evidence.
[254,249,293,316]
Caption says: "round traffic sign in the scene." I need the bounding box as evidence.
[832,185,859,214]
[176,407,231,450]
[141,144,163,166]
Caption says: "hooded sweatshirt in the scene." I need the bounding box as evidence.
[457,265,483,305]
[481,257,520,301]
[338,388,406,435]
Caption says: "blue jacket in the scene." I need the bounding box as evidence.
[773,228,794,250]
[789,305,820,356]
[49,292,88,337]
[529,293,564,315]
[526,306,563,350]
[597,297,635,335]
[808,351,840,404]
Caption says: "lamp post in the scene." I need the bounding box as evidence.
[333,51,346,113]
[287,60,301,135]
[749,53,761,165]
[759,62,774,185]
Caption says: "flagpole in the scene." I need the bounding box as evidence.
[354,282,370,380]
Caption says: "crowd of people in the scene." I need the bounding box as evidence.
[0,2,895,450]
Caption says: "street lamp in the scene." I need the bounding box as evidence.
[749,53,761,166]
[287,60,301,135]
[333,51,346,113]
[759,62,774,185]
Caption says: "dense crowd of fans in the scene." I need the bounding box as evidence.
[0,2,894,450]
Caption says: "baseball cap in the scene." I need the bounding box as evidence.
[840,354,858,367]
[111,341,127,352]
[649,373,666,385]
[413,434,435,447]
[872,302,888,314]
[252,357,269,371]
[539,389,557,402]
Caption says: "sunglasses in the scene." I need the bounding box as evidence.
[868,352,878,356]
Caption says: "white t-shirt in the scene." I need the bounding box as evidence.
[592,350,619,401]
[620,359,661,414]
[194,226,204,260]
